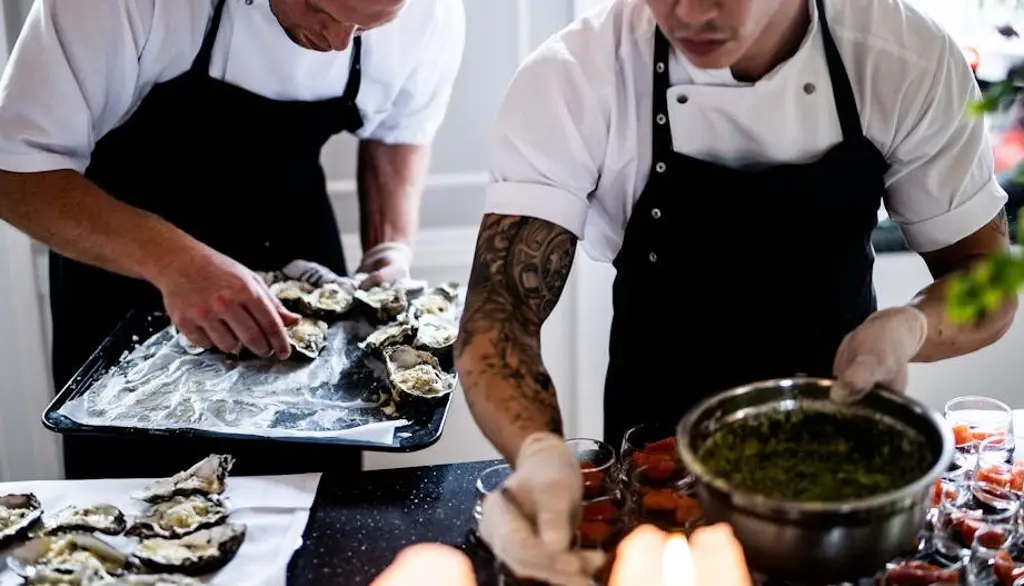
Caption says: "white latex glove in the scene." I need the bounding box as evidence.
[831,306,929,404]
[357,242,413,289]
[479,432,605,586]
[370,543,476,586]
[281,259,356,288]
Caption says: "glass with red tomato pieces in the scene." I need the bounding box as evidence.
[974,435,1023,496]
[936,479,1020,560]
[566,438,618,499]
[577,491,629,553]
[627,464,704,535]
[966,523,1023,586]
[882,558,962,586]
[945,396,1014,471]
[619,423,682,484]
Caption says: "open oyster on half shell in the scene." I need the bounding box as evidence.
[358,322,414,354]
[0,493,43,548]
[353,285,408,322]
[287,317,329,359]
[41,505,126,536]
[407,283,459,322]
[133,523,246,576]
[8,533,136,580]
[412,314,457,354]
[268,280,316,314]
[125,495,229,540]
[383,345,456,402]
[133,455,234,504]
[93,575,204,586]
[305,283,354,321]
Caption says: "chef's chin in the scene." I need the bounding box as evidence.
[673,38,738,69]
[284,27,331,52]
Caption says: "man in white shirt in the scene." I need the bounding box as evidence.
[0,0,464,478]
[456,0,1016,583]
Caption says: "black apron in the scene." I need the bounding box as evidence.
[603,0,890,449]
[50,0,363,479]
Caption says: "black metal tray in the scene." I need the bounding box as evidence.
[42,310,453,452]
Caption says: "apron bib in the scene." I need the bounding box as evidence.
[602,0,890,448]
[51,0,365,478]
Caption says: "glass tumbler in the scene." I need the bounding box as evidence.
[566,437,619,499]
[619,423,682,484]
[974,435,1023,495]
[628,464,704,534]
[474,463,512,528]
[966,523,1021,586]
[945,396,1014,470]
[935,479,1019,560]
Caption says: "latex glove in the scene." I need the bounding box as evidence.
[281,259,355,288]
[357,242,413,289]
[370,543,476,586]
[479,432,605,586]
[831,306,929,404]
[608,523,752,586]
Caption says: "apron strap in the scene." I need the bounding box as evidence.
[814,0,863,140]
[341,36,363,103]
[191,0,230,76]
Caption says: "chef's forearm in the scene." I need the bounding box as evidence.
[0,169,201,283]
[909,273,1017,362]
[356,141,429,252]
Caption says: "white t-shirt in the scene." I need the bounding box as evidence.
[0,0,465,175]
[485,0,1007,261]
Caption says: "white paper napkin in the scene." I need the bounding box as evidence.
[0,473,322,585]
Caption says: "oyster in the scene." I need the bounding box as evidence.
[359,322,414,354]
[133,523,246,576]
[353,285,408,322]
[383,345,456,400]
[8,533,134,579]
[133,454,234,503]
[125,495,229,539]
[93,575,203,586]
[413,314,457,353]
[288,317,329,359]
[0,493,43,547]
[305,283,354,320]
[42,505,126,536]
[269,280,316,314]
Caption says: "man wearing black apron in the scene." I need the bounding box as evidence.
[0,0,464,479]
[457,0,1015,583]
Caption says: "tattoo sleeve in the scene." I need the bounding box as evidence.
[455,213,578,460]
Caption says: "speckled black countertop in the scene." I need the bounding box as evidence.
[287,460,503,586]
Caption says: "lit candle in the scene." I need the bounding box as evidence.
[661,534,697,586]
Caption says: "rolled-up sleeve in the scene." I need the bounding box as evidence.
[0,0,149,174]
[883,31,1008,253]
[362,0,465,146]
[483,41,607,239]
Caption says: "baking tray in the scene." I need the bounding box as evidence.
[42,309,453,452]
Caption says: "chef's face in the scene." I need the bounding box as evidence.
[270,0,406,52]
[647,0,792,70]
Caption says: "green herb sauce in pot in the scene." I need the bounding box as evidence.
[696,409,933,501]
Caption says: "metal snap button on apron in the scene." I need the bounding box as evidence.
[655,162,666,173]
[803,82,816,95]
[651,208,662,219]
[656,62,666,73]
[648,252,658,263]
[676,94,689,104]
[656,114,667,125]
[244,0,253,5]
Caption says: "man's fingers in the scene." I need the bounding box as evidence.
[359,270,387,290]
[178,324,213,350]
[535,500,578,551]
[221,303,272,357]
[199,319,241,355]
[246,290,295,358]
[370,544,475,586]
[832,355,883,404]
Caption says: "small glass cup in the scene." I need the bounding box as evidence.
[974,435,1022,495]
[935,480,1020,559]
[945,396,1014,470]
[966,523,1021,586]
[881,558,962,586]
[578,491,629,552]
[474,463,512,526]
[619,423,682,484]
[627,464,704,534]
[566,437,618,499]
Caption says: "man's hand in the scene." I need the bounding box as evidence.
[370,543,476,586]
[155,246,301,359]
[831,307,929,403]
[357,242,413,289]
[479,432,603,586]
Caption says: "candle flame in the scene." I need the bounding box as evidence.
[661,534,696,586]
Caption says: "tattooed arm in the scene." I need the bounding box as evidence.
[910,209,1017,362]
[454,213,578,462]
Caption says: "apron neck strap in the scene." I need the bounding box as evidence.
[341,36,363,103]
[191,0,229,76]
[814,0,864,141]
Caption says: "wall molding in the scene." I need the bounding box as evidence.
[326,171,490,197]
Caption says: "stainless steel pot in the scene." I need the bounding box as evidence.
[675,377,954,584]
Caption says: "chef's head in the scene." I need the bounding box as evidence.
[270,0,407,52]
[648,0,802,72]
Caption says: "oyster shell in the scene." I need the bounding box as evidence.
[353,285,408,322]
[383,345,456,400]
[8,533,134,579]
[408,292,455,322]
[133,455,234,503]
[42,505,126,536]
[133,523,246,576]
[125,495,229,539]
[269,280,316,314]
[0,493,43,547]
[413,314,457,353]
[93,575,203,586]
[358,322,414,354]
[305,283,354,320]
[287,317,329,359]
